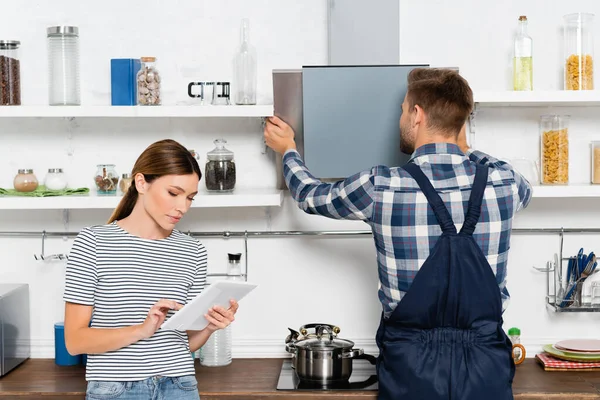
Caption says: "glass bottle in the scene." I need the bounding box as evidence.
[508,327,526,365]
[513,16,533,91]
[540,115,570,185]
[0,40,21,105]
[137,57,161,105]
[47,26,80,105]
[205,139,236,192]
[227,253,244,281]
[564,13,594,90]
[234,18,257,105]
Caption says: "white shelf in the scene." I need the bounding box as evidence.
[474,90,600,107]
[0,189,283,210]
[532,185,600,198]
[0,105,274,118]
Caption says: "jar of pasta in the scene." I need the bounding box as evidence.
[564,13,594,90]
[540,115,570,185]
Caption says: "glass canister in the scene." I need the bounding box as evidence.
[234,18,257,105]
[0,40,21,105]
[119,173,133,194]
[94,164,119,195]
[592,141,600,184]
[13,169,38,192]
[47,26,80,105]
[205,139,236,192]
[540,115,570,185]
[564,13,595,90]
[137,57,161,105]
[44,168,67,191]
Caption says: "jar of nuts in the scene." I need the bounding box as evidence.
[540,115,570,185]
[564,13,594,90]
[137,57,161,105]
[94,164,119,195]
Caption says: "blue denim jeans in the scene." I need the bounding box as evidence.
[86,375,200,400]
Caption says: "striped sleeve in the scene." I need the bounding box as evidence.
[186,240,208,304]
[63,228,98,306]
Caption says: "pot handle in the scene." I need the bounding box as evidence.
[354,353,378,365]
[285,342,297,354]
[340,348,364,359]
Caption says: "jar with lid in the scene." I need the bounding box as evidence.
[564,13,595,90]
[0,40,21,105]
[508,327,526,365]
[205,139,236,192]
[94,164,119,195]
[119,173,133,194]
[13,169,38,192]
[44,168,67,191]
[188,149,200,162]
[137,57,161,105]
[592,142,600,184]
[47,26,80,105]
[540,115,570,185]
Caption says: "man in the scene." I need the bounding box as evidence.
[265,68,531,399]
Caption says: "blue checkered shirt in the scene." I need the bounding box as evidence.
[283,143,532,317]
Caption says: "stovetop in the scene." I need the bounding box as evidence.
[276,359,378,391]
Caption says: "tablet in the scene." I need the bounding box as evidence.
[161,281,257,331]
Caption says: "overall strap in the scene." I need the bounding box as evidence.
[459,164,489,235]
[403,163,457,235]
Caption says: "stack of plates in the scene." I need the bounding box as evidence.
[537,339,600,370]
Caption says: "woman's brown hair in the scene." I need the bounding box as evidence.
[108,139,202,223]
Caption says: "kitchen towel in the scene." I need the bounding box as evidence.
[536,352,600,371]
[0,185,89,197]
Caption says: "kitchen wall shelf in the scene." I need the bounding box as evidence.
[474,90,600,107]
[532,185,600,198]
[0,188,283,210]
[0,105,274,118]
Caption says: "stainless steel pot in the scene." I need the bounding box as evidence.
[284,323,377,382]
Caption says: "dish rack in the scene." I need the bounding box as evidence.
[539,253,600,313]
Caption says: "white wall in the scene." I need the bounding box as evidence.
[0,0,599,359]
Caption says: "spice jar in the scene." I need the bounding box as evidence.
[119,173,132,194]
[137,57,161,105]
[540,115,570,185]
[189,149,200,162]
[44,168,67,191]
[13,169,38,192]
[592,142,600,184]
[564,13,595,90]
[94,164,119,195]
[205,139,236,192]
[0,40,21,105]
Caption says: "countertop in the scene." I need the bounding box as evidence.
[1,358,600,399]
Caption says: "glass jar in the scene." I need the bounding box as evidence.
[0,40,21,105]
[592,142,600,184]
[119,173,132,194]
[44,168,67,191]
[137,57,161,105]
[205,139,236,192]
[540,115,570,185]
[564,13,595,90]
[47,26,80,105]
[13,169,38,192]
[508,327,526,365]
[94,164,119,195]
[188,149,200,162]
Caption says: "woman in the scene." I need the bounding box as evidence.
[63,139,238,400]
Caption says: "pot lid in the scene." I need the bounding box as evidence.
[295,337,354,350]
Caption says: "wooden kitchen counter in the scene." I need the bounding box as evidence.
[1,358,600,399]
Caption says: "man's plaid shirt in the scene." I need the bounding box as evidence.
[283,143,532,317]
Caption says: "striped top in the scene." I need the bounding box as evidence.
[63,222,207,381]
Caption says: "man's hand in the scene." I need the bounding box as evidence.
[264,116,297,155]
[457,123,470,153]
